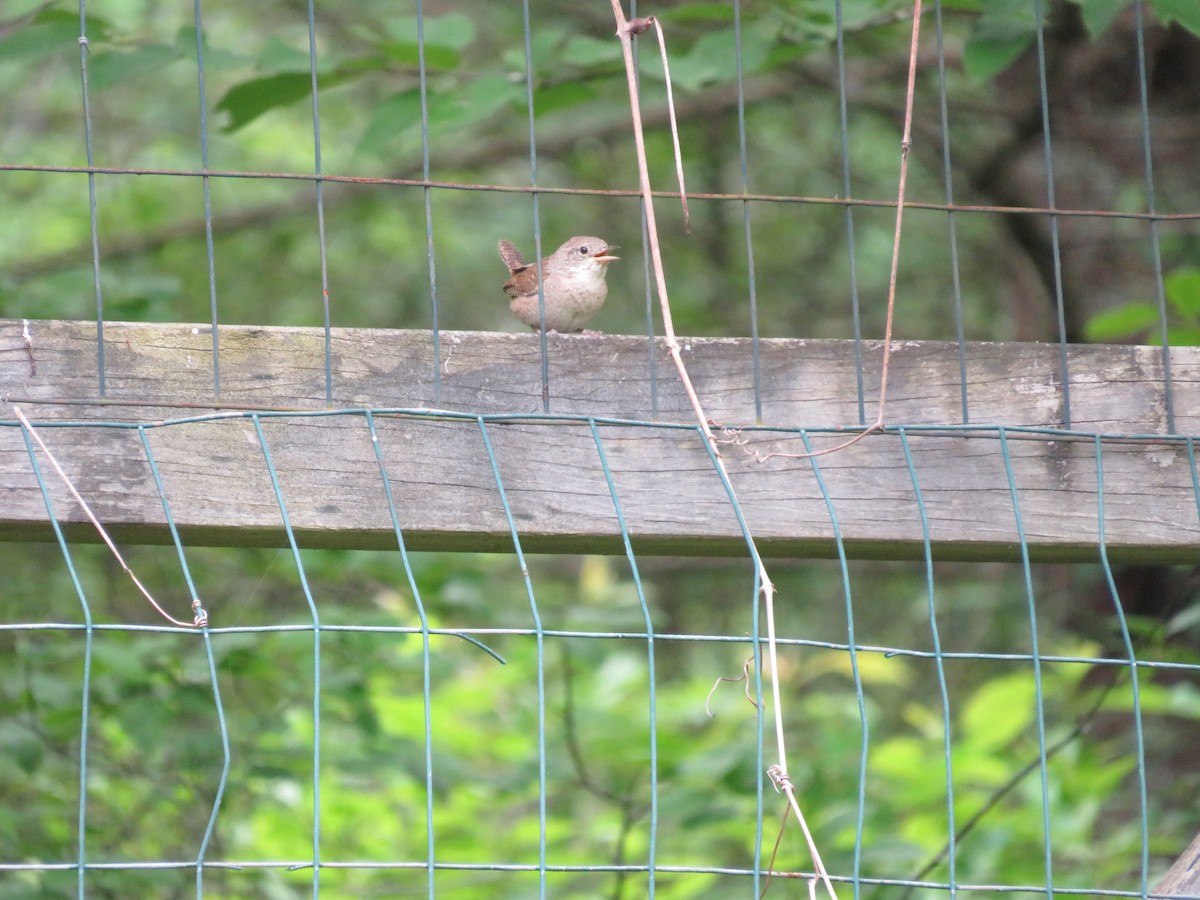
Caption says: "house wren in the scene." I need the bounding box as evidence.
[498,236,619,333]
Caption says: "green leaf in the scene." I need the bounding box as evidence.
[216,72,313,131]
[961,672,1035,751]
[963,1,1041,82]
[964,30,1033,81]
[1159,326,1200,347]
[1099,679,1189,716]
[356,88,423,156]
[1151,0,1200,36]
[429,74,521,133]
[357,78,521,157]
[215,69,355,131]
[533,81,596,117]
[666,25,774,92]
[1166,267,1200,318]
[375,39,460,70]
[1083,302,1159,342]
[1076,0,1130,36]
[873,736,954,805]
[0,11,106,63]
[362,13,474,71]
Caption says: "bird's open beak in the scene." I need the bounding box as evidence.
[592,245,619,263]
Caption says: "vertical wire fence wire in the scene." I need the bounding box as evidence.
[932,0,970,425]
[1189,438,1200,529]
[76,0,105,397]
[898,428,957,898]
[365,410,438,899]
[833,0,866,425]
[520,0,551,413]
[1032,0,1072,430]
[477,417,549,898]
[998,427,1055,897]
[137,426,231,899]
[416,1,442,407]
[193,627,230,897]
[18,423,94,899]
[304,0,333,403]
[800,429,869,898]
[588,420,659,898]
[1131,0,1174,434]
[1093,436,1151,900]
[191,0,222,399]
[732,0,763,424]
[251,414,323,898]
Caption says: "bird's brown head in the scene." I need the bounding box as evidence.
[552,236,619,269]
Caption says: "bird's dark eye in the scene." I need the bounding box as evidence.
[577,245,589,255]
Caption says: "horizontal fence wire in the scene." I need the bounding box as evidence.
[8,162,1200,217]
[1,0,1199,898]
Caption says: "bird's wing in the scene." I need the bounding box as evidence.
[503,269,536,298]
[497,240,526,272]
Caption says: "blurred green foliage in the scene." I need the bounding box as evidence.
[1085,267,1200,345]
[1,0,1199,897]
[1,542,1196,897]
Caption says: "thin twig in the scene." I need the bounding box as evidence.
[14,406,198,628]
[761,802,791,898]
[874,0,923,428]
[705,656,758,716]
[717,422,883,462]
[609,4,835,898]
[707,0,923,463]
[638,17,690,231]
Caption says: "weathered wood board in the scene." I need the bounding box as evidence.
[2,318,1197,561]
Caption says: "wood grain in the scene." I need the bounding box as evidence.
[2,318,1197,560]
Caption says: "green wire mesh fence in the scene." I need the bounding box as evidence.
[2,406,1198,898]
[2,1,1200,898]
